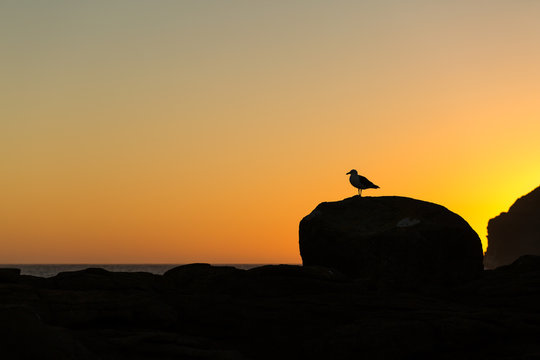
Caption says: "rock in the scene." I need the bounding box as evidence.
[38,287,178,328]
[163,263,243,291]
[466,255,540,301]
[163,263,240,280]
[47,267,163,291]
[163,264,348,299]
[97,330,247,360]
[485,186,540,269]
[2,262,540,358]
[495,254,540,274]
[238,265,350,297]
[247,264,347,282]
[0,306,96,359]
[299,196,484,285]
[0,268,21,283]
[30,268,178,329]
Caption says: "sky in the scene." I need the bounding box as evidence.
[1,1,539,264]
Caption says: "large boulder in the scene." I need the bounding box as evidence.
[299,196,483,285]
[484,186,540,269]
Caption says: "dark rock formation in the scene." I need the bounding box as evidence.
[0,268,21,283]
[2,258,540,359]
[0,306,95,360]
[163,263,242,291]
[47,267,163,291]
[299,196,484,285]
[485,186,540,269]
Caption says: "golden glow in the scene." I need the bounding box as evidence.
[1,1,540,263]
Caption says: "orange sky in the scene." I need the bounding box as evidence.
[1,1,540,263]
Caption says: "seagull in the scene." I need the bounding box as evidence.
[346,169,379,197]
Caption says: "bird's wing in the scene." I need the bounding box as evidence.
[359,175,379,189]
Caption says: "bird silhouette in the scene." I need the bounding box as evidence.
[346,169,379,197]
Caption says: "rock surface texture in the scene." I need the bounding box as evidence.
[485,186,540,269]
[299,196,484,285]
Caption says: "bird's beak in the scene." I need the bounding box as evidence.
[346,171,351,175]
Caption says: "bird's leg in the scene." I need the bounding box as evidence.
[358,189,362,197]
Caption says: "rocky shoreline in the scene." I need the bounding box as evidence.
[4,193,540,359]
[2,258,540,359]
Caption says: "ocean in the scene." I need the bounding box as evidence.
[0,264,270,278]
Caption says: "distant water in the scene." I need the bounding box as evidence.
[0,264,269,278]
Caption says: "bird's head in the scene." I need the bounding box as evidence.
[346,169,358,175]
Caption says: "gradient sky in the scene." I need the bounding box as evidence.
[1,1,539,264]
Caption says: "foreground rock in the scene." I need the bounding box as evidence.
[0,306,95,360]
[0,268,21,283]
[485,186,540,269]
[299,196,484,285]
[1,259,540,359]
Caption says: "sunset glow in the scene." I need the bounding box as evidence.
[2,1,539,263]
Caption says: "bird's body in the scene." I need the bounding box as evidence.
[346,169,379,196]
